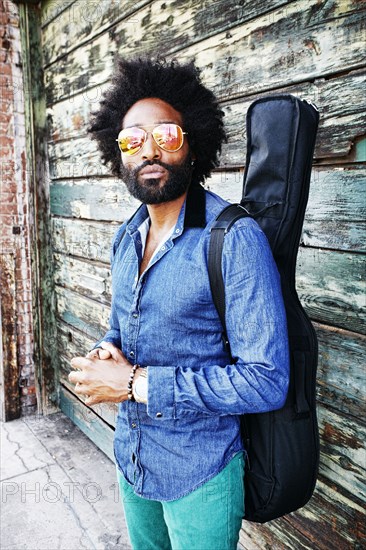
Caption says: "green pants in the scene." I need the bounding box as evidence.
[117,452,245,550]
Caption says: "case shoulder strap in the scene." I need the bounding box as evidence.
[208,204,252,355]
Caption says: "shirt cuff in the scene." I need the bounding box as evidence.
[91,335,120,351]
[146,366,176,420]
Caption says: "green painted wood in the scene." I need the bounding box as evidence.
[50,165,365,253]
[56,319,118,428]
[315,323,366,419]
[355,136,366,162]
[43,1,365,109]
[41,1,366,548]
[50,178,140,222]
[54,253,112,303]
[41,0,151,61]
[47,70,366,163]
[55,285,110,341]
[60,373,118,429]
[53,266,366,421]
[18,2,60,413]
[52,220,365,335]
[59,385,115,461]
[296,247,365,335]
[51,217,117,263]
[57,318,96,356]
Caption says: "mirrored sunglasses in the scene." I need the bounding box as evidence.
[116,124,187,156]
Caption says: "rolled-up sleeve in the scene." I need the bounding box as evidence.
[146,221,289,419]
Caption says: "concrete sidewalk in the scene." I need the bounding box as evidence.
[0,412,131,550]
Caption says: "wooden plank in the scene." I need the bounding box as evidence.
[41,0,289,99]
[56,318,96,356]
[55,285,110,340]
[51,217,118,263]
[41,0,288,66]
[56,320,118,428]
[50,178,140,222]
[54,253,112,303]
[0,254,20,421]
[41,0,150,61]
[315,323,366,419]
[219,73,366,164]
[206,166,366,252]
[49,166,365,252]
[47,70,366,163]
[318,405,366,503]
[286,477,366,549]
[43,1,365,107]
[49,160,365,251]
[41,0,77,27]
[52,218,365,334]
[296,247,365,335]
[18,2,60,414]
[53,258,366,418]
[60,365,118,429]
[239,476,365,550]
[59,385,115,461]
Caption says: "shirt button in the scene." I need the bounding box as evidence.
[131,423,137,429]
[156,412,162,418]
[161,245,166,251]
[132,313,138,318]
[175,228,180,233]
[129,351,135,358]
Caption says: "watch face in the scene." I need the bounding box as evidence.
[134,375,148,403]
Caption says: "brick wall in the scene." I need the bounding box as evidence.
[0,0,36,416]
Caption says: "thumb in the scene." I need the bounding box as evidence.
[100,341,125,362]
[98,349,112,360]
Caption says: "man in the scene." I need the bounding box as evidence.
[69,58,289,550]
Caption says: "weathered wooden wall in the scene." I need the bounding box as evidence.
[39,0,365,548]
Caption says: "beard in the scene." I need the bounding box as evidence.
[119,153,193,205]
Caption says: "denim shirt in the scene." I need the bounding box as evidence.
[96,184,289,501]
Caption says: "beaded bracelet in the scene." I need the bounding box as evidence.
[127,364,140,401]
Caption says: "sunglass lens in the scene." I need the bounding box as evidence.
[153,124,183,152]
[118,127,145,155]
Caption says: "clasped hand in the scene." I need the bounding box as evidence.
[69,342,132,406]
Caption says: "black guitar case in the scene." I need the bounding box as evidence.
[208,94,320,523]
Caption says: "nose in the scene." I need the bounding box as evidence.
[141,132,161,160]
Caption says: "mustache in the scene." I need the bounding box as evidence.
[125,159,176,176]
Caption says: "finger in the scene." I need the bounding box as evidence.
[100,342,124,362]
[68,371,84,384]
[98,349,112,360]
[85,395,100,406]
[71,357,90,370]
[75,383,90,396]
[86,349,100,359]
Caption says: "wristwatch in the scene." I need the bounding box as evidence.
[133,368,148,404]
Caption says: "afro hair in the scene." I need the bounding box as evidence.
[88,57,226,186]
